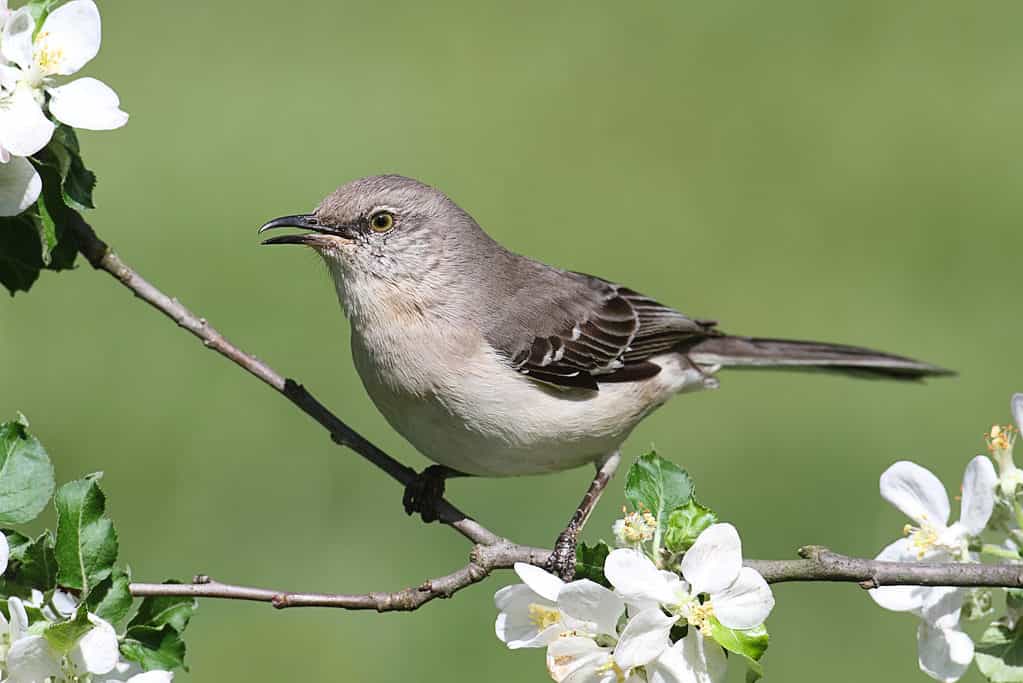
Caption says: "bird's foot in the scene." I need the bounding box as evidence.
[546,523,580,582]
[402,465,456,523]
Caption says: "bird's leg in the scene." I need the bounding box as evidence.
[546,451,622,581]
[402,465,470,523]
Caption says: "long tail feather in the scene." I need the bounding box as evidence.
[684,336,954,381]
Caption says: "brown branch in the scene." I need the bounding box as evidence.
[66,212,1023,612]
[127,544,1023,612]
[130,543,550,611]
[746,545,1023,589]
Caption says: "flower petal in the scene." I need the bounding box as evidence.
[70,614,119,675]
[614,607,676,669]
[0,86,55,156]
[959,455,997,534]
[1013,394,1023,432]
[880,461,951,526]
[711,567,774,630]
[126,672,175,683]
[917,622,973,683]
[605,548,682,606]
[916,587,964,629]
[514,563,563,602]
[0,531,8,575]
[647,630,728,683]
[547,636,610,683]
[494,584,561,649]
[558,579,625,638]
[1,7,33,69]
[37,0,101,76]
[9,595,29,641]
[681,523,742,595]
[48,77,128,130]
[7,634,62,682]
[0,152,41,216]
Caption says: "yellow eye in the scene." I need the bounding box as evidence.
[370,211,395,232]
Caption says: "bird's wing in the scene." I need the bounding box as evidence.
[491,273,718,391]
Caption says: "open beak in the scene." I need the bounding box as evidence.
[258,214,355,246]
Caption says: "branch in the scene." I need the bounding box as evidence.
[130,542,550,611]
[127,544,1023,612]
[747,545,1023,589]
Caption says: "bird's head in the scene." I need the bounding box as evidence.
[260,175,494,317]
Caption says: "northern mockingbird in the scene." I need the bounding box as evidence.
[260,174,951,578]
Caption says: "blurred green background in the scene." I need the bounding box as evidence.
[2,0,1021,680]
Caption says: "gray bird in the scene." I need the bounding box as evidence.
[260,174,951,578]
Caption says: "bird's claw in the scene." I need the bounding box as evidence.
[546,525,580,582]
[402,466,449,523]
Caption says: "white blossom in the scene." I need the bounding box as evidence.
[604,523,773,672]
[496,563,626,650]
[0,0,126,216]
[5,607,120,682]
[869,456,996,682]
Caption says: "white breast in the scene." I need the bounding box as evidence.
[349,317,714,476]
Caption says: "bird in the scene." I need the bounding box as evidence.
[259,174,952,578]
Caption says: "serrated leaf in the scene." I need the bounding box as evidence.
[664,499,718,554]
[45,127,96,210]
[121,625,187,672]
[0,419,56,524]
[86,566,133,625]
[574,541,611,586]
[54,475,118,594]
[11,530,58,592]
[0,216,44,294]
[624,451,694,535]
[3,529,32,562]
[977,621,1023,682]
[128,583,197,633]
[44,606,93,655]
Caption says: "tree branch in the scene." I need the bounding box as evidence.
[67,212,1023,612]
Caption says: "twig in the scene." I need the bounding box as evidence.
[747,545,1023,589]
[127,544,1023,611]
[130,543,550,611]
[66,212,1023,611]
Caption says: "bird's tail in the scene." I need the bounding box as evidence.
[683,336,954,381]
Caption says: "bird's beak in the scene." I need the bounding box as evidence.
[258,214,355,246]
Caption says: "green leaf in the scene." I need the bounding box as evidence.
[3,530,32,562]
[712,617,769,666]
[31,207,57,266]
[0,419,56,524]
[43,607,92,655]
[121,625,187,672]
[624,451,694,532]
[44,127,96,211]
[26,0,59,30]
[86,566,133,625]
[128,583,197,633]
[54,474,118,594]
[575,541,611,585]
[0,215,45,294]
[977,621,1023,682]
[663,499,718,554]
[9,531,58,592]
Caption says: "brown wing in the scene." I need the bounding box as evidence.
[500,276,718,391]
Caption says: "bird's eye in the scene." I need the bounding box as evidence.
[369,211,395,233]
